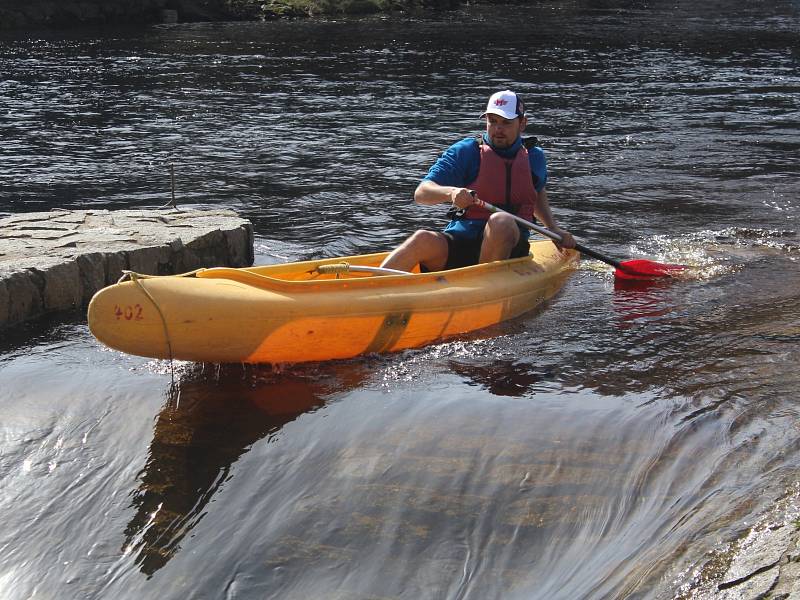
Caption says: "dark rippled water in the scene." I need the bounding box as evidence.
[1,2,799,598]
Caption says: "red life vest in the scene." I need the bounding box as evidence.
[462,140,538,222]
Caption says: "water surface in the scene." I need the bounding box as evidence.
[1,2,799,598]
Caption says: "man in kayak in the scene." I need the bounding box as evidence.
[380,90,576,272]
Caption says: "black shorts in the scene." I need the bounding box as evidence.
[443,231,531,270]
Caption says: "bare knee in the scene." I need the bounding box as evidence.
[485,213,520,245]
[407,229,444,248]
[487,212,518,233]
[480,213,520,262]
[381,229,449,271]
[408,230,449,270]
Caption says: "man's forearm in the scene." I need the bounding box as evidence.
[414,180,454,205]
[414,180,475,210]
[534,189,560,229]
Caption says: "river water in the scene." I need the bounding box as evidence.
[1,1,799,598]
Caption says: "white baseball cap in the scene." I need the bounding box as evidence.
[481,90,526,120]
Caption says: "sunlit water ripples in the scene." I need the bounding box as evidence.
[1,2,800,598]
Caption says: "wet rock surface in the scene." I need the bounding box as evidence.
[0,208,253,329]
[675,489,800,600]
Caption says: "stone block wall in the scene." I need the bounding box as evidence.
[0,208,254,329]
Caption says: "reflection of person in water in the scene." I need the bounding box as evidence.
[123,364,365,576]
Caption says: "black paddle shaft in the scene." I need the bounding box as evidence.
[572,242,623,269]
[473,198,624,270]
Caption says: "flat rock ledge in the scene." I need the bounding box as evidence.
[0,208,254,330]
[677,487,800,600]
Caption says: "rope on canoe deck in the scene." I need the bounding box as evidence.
[315,262,352,275]
[119,270,177,382]
[116,268,206,283]
[313,263,410,277]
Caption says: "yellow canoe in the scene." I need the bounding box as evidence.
[87,240,578,364]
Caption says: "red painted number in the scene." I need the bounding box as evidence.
[113,304,144,321]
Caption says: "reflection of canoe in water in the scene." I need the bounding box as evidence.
[87,240,578,364]
[124,363,351,576]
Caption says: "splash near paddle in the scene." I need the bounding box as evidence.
[470,197,686,281]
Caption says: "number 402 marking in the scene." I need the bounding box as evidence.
[114,304,144,321]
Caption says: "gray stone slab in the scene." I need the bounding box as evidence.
[721,526,795,586]
[720,568,779,600]
[0,208,253,329]
[771,560,800,599]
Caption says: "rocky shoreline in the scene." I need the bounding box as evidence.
[0,0,456,30]
[673,485,800,599]
[0,0,244,31]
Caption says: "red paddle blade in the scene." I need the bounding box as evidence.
[614,259,686,280]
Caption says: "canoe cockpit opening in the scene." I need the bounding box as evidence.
[311,262,411,278]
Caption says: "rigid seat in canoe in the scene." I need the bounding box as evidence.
[87,240,579,364]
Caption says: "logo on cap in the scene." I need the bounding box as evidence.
[494,99,509,107]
